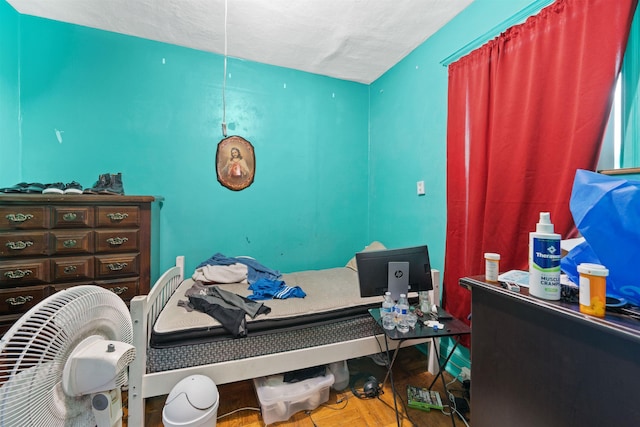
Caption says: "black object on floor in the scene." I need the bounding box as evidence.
[283,365,326,383]
[463,379,470,400]
[454,396,470,416]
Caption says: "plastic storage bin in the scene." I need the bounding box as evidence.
[253,372,334,425]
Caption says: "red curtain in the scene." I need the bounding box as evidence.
[443,0,638,346]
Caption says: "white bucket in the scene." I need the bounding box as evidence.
[163,375,219,427]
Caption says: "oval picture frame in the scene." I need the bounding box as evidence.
[216,136,256,191]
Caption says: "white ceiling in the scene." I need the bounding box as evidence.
[7,0,473,84]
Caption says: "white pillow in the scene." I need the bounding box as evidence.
[345,241,387,271]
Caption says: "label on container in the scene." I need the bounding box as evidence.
[530,237,561,299]
[485,258,499,282]
[579,276,591,307]
[532,238,561,271]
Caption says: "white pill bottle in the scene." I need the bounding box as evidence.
[529,212,561,300]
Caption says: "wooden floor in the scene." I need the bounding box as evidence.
[124,346,471,427]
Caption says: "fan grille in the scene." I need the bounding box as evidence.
[0,285,133,426]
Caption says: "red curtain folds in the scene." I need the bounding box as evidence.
[443,0,638,346]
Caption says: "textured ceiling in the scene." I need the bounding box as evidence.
[7,0,473,84]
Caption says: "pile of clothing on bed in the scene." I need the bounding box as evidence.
[179,253,306,337]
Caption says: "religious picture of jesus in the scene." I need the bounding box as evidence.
[216,136,255,191]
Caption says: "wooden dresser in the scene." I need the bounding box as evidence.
[0,194,162,334]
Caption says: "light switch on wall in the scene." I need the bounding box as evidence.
[417,180,425,195]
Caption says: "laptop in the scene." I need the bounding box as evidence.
[387,261,409,301]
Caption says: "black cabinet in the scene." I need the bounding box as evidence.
[461,276,640,427]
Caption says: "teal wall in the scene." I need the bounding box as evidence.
[1,0,552,377]
[2,8,369,275]
[369,0,543,275]
[0,1,20,182]
[368,0,545,375]
[1,0,544,279]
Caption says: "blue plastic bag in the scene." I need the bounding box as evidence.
[561,240,601,286]
[564,170,640,305]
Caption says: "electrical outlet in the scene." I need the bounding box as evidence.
[416,180,425,195]
[459,367,471,381]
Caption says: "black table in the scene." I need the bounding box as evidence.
[461,275,640,427]
[368,307,471,427]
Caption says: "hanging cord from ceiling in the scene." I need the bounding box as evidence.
[221,0,228,137]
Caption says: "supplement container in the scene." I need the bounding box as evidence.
[578,263,608,318]
[484,253,500,282]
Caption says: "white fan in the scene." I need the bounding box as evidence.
[0,285,136,427]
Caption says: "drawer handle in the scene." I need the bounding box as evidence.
[4,269,33,279]
[64,265,78,274]
[106,237,128,246]
[6,213,34,223]
[63,212,78,221]
[110,286,128,295]
[107,262,128,271]
[106,213,129,222]
[6,295,34,306]
[63,239,78,248]
[6,240,34,251]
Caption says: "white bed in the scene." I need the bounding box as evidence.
[127,255,441,426]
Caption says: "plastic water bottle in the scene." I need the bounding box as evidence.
[381,291,394,317]
[381,292,395,330]
[395,294,410,333]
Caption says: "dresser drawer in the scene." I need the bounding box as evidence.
[95,254,139,278]
[96,206,140,228]
[0,315,22,336]
[51,256,94,282]
[50,230,94,255]
[51,206,94,228]
[0,231,49,257]
[96,278,139,302]
[0,194,159,333]
[95,229,139,253]
[0,285,51,316]
[0,206,49,230]
[0,259,50,286]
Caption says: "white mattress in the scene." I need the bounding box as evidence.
[153,267,385,335]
